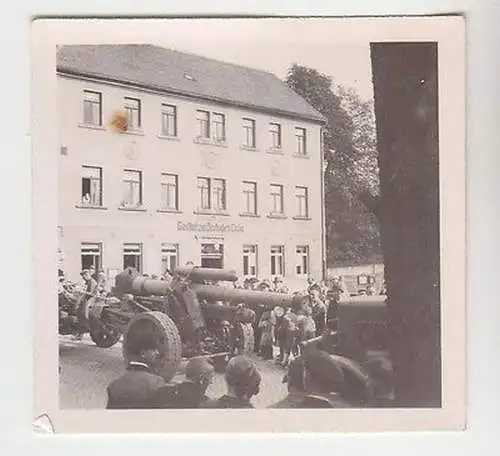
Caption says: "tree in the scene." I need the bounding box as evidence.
[371,42,441,407]
[285,64,382,267]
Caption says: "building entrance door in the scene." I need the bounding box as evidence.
[200,243,224,269]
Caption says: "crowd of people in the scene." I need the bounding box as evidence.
[58,264,394,408]
[102,273,365,410]
[246,276,345,367]
[106,327,374,410]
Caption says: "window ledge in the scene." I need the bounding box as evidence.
[240,145,259,152]
[267,214,288,220]
[266,148,284,155]
[120,129,145,137]
[193,137,228,148]
[75,204,107,210]
[239,213,260,218]
[78,123,106,131]
[157,208,182,214]
[293,154,310,159]
[292,216,311,221]
[118,206,147,212]
[157,134,180,141]
[193,210,231,217]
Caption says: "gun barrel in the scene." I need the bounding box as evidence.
[115,268,173,296]
[191,283,302,308]
[174,267,238,283]
[115,268,304,310]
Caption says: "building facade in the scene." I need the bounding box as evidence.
[57,45,325,291]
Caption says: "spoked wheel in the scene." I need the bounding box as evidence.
[230,322,255,356]
[89,315,122,348]
[123,311,182,381]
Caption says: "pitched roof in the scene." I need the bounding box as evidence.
[56,44,325,123]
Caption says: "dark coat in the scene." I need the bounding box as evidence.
[106,362,165,409]
[201,395,254,409]
[149,381,210,409]
[270,392,351,409]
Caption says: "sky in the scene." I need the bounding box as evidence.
[142,19,374,101]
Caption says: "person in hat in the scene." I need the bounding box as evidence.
[310,288,327,336]
[270,349,352,408]
[151,357,216,409]
[258,279,272,292]
[258,310,275,360]
[179,357,215,407]
[71,269,98,340]
[276,307,298,366]
[81,269,98,296]
[106,331,165,409]
[269,357,309,408]
[295,305,316,357]
[202,356,262,408]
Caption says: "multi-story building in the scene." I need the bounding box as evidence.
[57,45,326,290]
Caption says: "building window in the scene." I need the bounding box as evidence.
[123,243,142,272]
[83,90,102,126]
[270,245,285,276]
[212,113,226,141]
[197,177,226,212]
[124,97,141,130]
[161,243,179,274]
[242,118,256,148]
[160,173,178,211]
[270,184,284,215]
[242,181,257,215]
[161,104,177,137]
[81,166,102,206]
[212,178,226,212]
[81,243,102,271]
[295,186,309,218]
[269,122,282,149]
[295,246,309,275]
[122,170,142,208]
[196,110,210,138]
[243,245,258,277]
[197,177,210,210]
[295,127,307,155]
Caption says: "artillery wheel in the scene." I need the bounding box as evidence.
[123,311,182,382]
[89,315,122,348]
[231,322,255,356]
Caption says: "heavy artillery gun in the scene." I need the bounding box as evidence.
[82,266,303,380]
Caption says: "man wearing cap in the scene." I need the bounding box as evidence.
[149,357,215,408]
[106,332,165,409]
[310,288,327,336]
[269,349,353,408]
[202,356,262,408]
[269,357,309,408]
[178,357,216,408]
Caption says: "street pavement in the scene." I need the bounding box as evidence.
[59,335,288,409]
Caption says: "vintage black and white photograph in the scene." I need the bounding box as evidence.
[32,17,465,433]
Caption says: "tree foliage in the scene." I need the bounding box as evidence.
[285,64,382,267]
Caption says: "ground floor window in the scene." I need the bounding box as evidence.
[201,243,224,269]
[270,245,284,276]
[161,243,179,274]
[81,242,102,272]
[295,245,309,275]
[123,243,142,272]
[243,245,258,277]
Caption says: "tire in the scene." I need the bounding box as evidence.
[231,322,255,355]
[123,311,182,382]
[89,315,121,348]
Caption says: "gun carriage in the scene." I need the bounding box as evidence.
[59,266,303,380]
